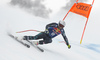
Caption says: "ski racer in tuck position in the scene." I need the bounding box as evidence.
[22,20,71,49]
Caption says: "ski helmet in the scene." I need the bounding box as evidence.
[59,20,66,27]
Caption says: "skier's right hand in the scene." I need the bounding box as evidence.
[45,29,49,34]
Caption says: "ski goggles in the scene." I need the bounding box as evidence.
[59,24,64,28]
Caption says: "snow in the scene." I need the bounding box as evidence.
[0,0,100,60]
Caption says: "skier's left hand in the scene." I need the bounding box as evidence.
[67,45,71,49]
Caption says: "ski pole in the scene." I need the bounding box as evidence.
[16,29,44,33]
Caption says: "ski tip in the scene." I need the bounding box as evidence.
[25,44,30,48]
[27,46,30,48]
[41,50,44,52]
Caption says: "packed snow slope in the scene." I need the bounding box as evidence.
[0,1,100,60]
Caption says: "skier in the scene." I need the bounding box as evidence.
[22,20,71,49]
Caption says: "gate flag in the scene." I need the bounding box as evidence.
[63,0,94,44]
[69,3,92,18]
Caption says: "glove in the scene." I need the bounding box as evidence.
[67,45,71,49]
[45,29,49,34]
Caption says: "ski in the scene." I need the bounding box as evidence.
[26,40,44,52]
[8,33,30,48]
[8,33,44,52]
